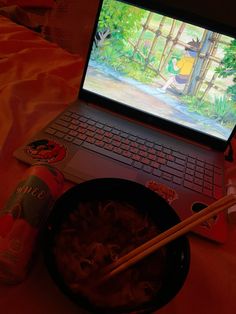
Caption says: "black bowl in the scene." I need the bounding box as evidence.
[44,178,190,314]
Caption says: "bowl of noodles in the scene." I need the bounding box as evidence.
[44,178,190,314]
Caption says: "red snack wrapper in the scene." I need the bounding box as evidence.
[0,163,64,284]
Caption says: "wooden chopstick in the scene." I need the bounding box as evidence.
[98,194,236,283]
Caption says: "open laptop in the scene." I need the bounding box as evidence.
[14,0,236,242]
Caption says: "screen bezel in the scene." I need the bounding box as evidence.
[79,0,236,152]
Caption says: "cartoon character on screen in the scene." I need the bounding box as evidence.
[161,38,200,93]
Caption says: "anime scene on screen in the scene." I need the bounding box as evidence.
[83,0,236,141]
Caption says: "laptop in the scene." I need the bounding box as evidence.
[14,0,236,242]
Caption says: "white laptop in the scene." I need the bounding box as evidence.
[14,0,236,242]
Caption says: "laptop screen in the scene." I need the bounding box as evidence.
[81,0,236,150]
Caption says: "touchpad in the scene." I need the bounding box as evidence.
[64,148,137,181]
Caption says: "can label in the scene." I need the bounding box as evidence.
[1,175,52,228]
[0,164,64,284]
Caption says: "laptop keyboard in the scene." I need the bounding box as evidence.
[45,110,223,199]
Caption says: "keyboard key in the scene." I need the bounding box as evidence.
[87,119,96,125]
[205,163,213,170]
[158,157,166,165]
[196,166,204,173]
[113,135,121,141]
[78,127,86,133]
[142,158,150,165]
[196,160,204,167]
[64,135,74,142]
[148,154,156,161]
[120,132,129,138]
[71,113,79,119]
[194,178,203,186]
[173,151,186,160]
[160,165,183,178]
[105,131,113,138]
[185,174,193,182]
[60,115,72,122]
[143,165,152,174]
[204,175,212,183]
[175,158,185,166]
[148,148,156,155]
[162,172,172,181]
[130,142,139,148]
[79,116,87,122]
[154,144,162,151]
[204,181,212,190]
[186,168,194,176]
[205,169,213,176]
[139,151,148,157]
[112,129,120,135]
[82,142,132,165]
[133,161,142,169]
[137,138,145,144]
[152,168,161,177]
[95,122,103,129]
[71,119,79,125]
[78,134,87,141]
[55,131,65,138]
[104,137,112,144]
[186,163,195,170]
[122,150,132,158]
[69,130,78,137]
[195,172,204,179]
[146,141,153,148]
[163,148,171,154]
[120,144,129,151]
[104,126,112,132]
[184,180,202,193]
[68,124,78,131]
[129,135,136,141]
[86,137,95,144]
[57,119,70,127]
[132,154,141,161]
[88,125,96,131]
[51,123,69,133]
[104,143,114,151]
[113,147,122,154]
[167,161,184,172]
[45,128,56,135]
[95,134,103,140]
[173,176,182,185]
[95,140,104,147]
[151,161,160,169]
[166,154,175,162]
[73,139,83,146]
[139,144,148,151]
[112,140,121,147]
[187,156,195,164]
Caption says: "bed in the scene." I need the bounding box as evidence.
[0,4,236,314]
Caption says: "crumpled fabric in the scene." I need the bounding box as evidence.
[0,16,82,205]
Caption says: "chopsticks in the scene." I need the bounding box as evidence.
[98,194,236,284]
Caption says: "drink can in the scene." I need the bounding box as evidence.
[0,163,64,284]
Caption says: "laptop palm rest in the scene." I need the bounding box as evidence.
[63,148,137,182]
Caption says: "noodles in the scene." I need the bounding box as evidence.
[53,200,166,308]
